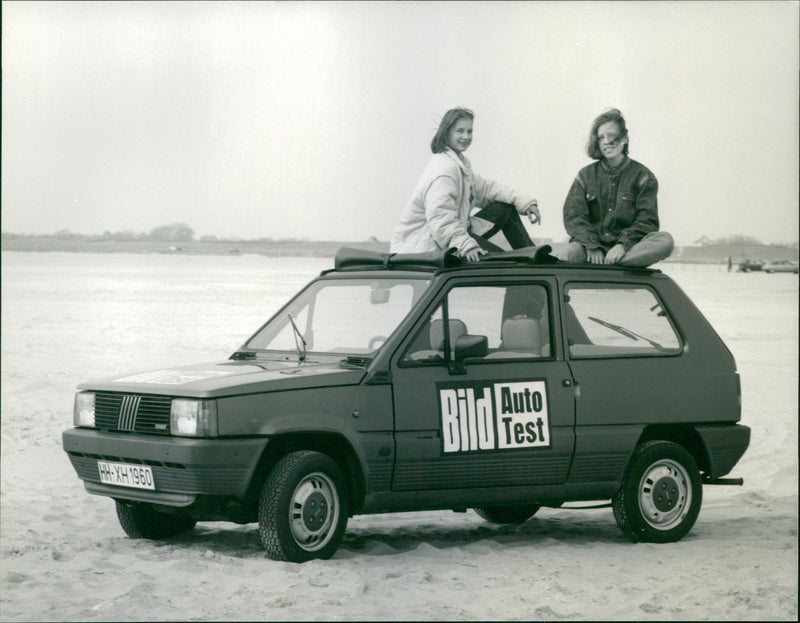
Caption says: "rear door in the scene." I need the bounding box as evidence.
[390,277,575,491]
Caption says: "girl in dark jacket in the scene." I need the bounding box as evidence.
[561,108,674,266]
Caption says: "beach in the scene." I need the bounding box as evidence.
[1,251,796,621]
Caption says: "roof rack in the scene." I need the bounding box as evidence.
[333,245,560,272]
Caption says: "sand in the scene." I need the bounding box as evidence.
[1,252,796,621]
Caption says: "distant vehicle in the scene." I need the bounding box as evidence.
[63,246,749,562]
[763,260,799,274]
[738,259,765,272]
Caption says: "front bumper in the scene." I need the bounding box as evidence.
[62,428,269,506]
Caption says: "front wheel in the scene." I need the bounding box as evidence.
[612,441,702,543]
[115,501,196,539]
[474,504,540,524]
[258,451,349,562]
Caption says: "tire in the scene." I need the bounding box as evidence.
[258,451,349,562]
[115,501,197,539]
[612,441,702,543]
[474,504,540,524]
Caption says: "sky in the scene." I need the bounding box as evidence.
[2,1,798,245]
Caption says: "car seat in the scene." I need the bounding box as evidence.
[487,316,542,358]
[429,318,467,351]
[407,318,467,360]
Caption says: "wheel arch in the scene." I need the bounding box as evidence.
[636,424,710,474]
[244,432,366,516]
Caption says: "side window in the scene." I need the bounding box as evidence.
[565,285,681,358]
[402,283,550,364]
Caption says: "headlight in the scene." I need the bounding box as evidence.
[74,392,96,427]
[170,399,218,437]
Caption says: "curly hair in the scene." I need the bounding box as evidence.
[430,107,475,154]
[587,108,629,160]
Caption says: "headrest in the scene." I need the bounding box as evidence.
[429,319,467,351]
[502,317,542,353]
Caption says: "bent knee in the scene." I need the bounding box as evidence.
[651,231,675,254]
[565,242,587,262]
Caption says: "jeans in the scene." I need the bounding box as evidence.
[470,202,534,251]
[560,231,674,267]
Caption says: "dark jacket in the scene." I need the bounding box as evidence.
[562,157,659,251]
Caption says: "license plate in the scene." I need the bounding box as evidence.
[97,461,155,490]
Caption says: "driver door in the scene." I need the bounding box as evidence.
[390,278,575,491]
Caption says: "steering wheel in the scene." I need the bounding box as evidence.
[368,335,388,350]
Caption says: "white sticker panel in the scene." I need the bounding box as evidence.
[439,379,550,453]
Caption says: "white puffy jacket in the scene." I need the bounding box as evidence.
[390,149,535,256]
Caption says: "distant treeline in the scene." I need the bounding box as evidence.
[0,225,391,257]
[692,234,797,248]
[0,222,390,253]
[3,222,268,243]
[680,235,799,263]
[2,225,797,263]
[2,226,796,248]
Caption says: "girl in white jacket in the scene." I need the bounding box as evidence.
[390,107,540,262]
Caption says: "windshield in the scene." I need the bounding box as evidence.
[244,277,430,356]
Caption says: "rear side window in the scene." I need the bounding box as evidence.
[565,285,681,358]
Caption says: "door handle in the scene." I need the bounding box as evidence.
[562,379,573,387]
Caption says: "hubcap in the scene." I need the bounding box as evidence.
[302,492,328,531]
[289,472,339,552]
[638,459,692,530]
[651,476,679,512]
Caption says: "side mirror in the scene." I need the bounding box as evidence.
[454,334,489,360]
[449,335,488,375]
[454,335,489,361]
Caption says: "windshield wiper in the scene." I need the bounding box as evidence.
[588,316,664,351]
[287,314,307,362]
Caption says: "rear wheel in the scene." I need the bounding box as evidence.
[115,501,196,539]
[258,451,349,562]
[474,504,540,524]
[613,441,702,543]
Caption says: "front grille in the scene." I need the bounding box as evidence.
[95,392,172,435]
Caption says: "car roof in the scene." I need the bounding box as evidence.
[327,246,661,276]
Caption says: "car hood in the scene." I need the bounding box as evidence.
[77,357,367,398]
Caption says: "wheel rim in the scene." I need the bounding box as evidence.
[637,458,692,531]
[289,471,339,552]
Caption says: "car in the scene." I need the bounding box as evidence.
[738,259,765,272]
[763,260,799,274]
[63,245,750,562]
